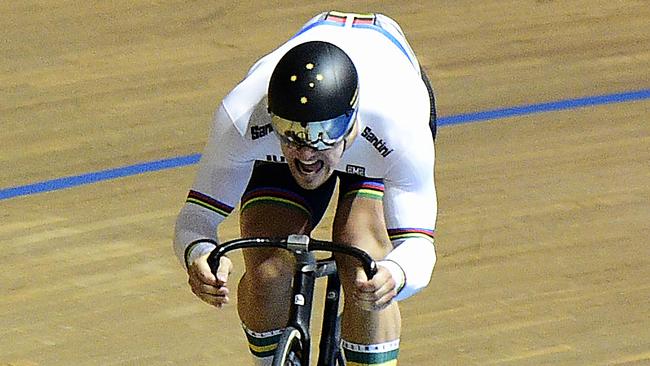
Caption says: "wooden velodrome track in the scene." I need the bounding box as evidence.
[1,1,648,365]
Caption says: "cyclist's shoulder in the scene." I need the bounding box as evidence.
[342,116,433,177]
[357,98,433,149]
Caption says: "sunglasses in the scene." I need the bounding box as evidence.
[270,108,357,150]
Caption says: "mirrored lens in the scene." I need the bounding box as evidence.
[271,109,356,150]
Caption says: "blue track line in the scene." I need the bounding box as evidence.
[0,154,201,201]
[438,89,650,126]
[1,88,649,201]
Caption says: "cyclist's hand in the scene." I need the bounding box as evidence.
[353,266,397,311]
[188,253,232,308]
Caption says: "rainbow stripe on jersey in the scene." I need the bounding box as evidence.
[186,190,234,217]
[388,228,435,243]
[241,187,312,218]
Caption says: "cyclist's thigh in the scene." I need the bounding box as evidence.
[332,173,392,260]
[239,161,337,265]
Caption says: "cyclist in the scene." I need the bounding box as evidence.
[174,11,438,366]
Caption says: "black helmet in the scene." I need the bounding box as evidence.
[268,41,359,150]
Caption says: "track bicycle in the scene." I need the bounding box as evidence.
[206,234,377,366]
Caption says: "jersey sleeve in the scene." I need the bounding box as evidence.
[382,130,437,300]
[173,105,256,268]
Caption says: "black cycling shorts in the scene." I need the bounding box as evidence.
[241,161,385,229]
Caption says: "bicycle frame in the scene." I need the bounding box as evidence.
[289,249,342,365]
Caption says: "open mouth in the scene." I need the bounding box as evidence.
[295,159,323,175]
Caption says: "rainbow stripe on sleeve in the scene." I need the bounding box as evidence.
[186,190,234,217]
[387,228,435,243]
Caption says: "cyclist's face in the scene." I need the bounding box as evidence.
[281,140,345,190]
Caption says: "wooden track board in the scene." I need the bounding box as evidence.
[1,1,648,365]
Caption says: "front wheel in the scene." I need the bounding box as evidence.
[272,327,305,366]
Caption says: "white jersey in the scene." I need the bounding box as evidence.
[175,12,437,300]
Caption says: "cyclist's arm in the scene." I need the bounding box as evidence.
[174,205,221,270]
[173,105,256,270]
[382,133,437,301]
[382,236,436,301]
[173,48,278,269]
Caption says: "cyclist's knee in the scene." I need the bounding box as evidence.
[334,228,392,261]
[334,255,359,289]
[333,230,392,300]
[334,245,383,292]
[242,250,294,290]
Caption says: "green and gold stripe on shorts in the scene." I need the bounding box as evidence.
[342,181,385,201]
[241,188,311,217]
